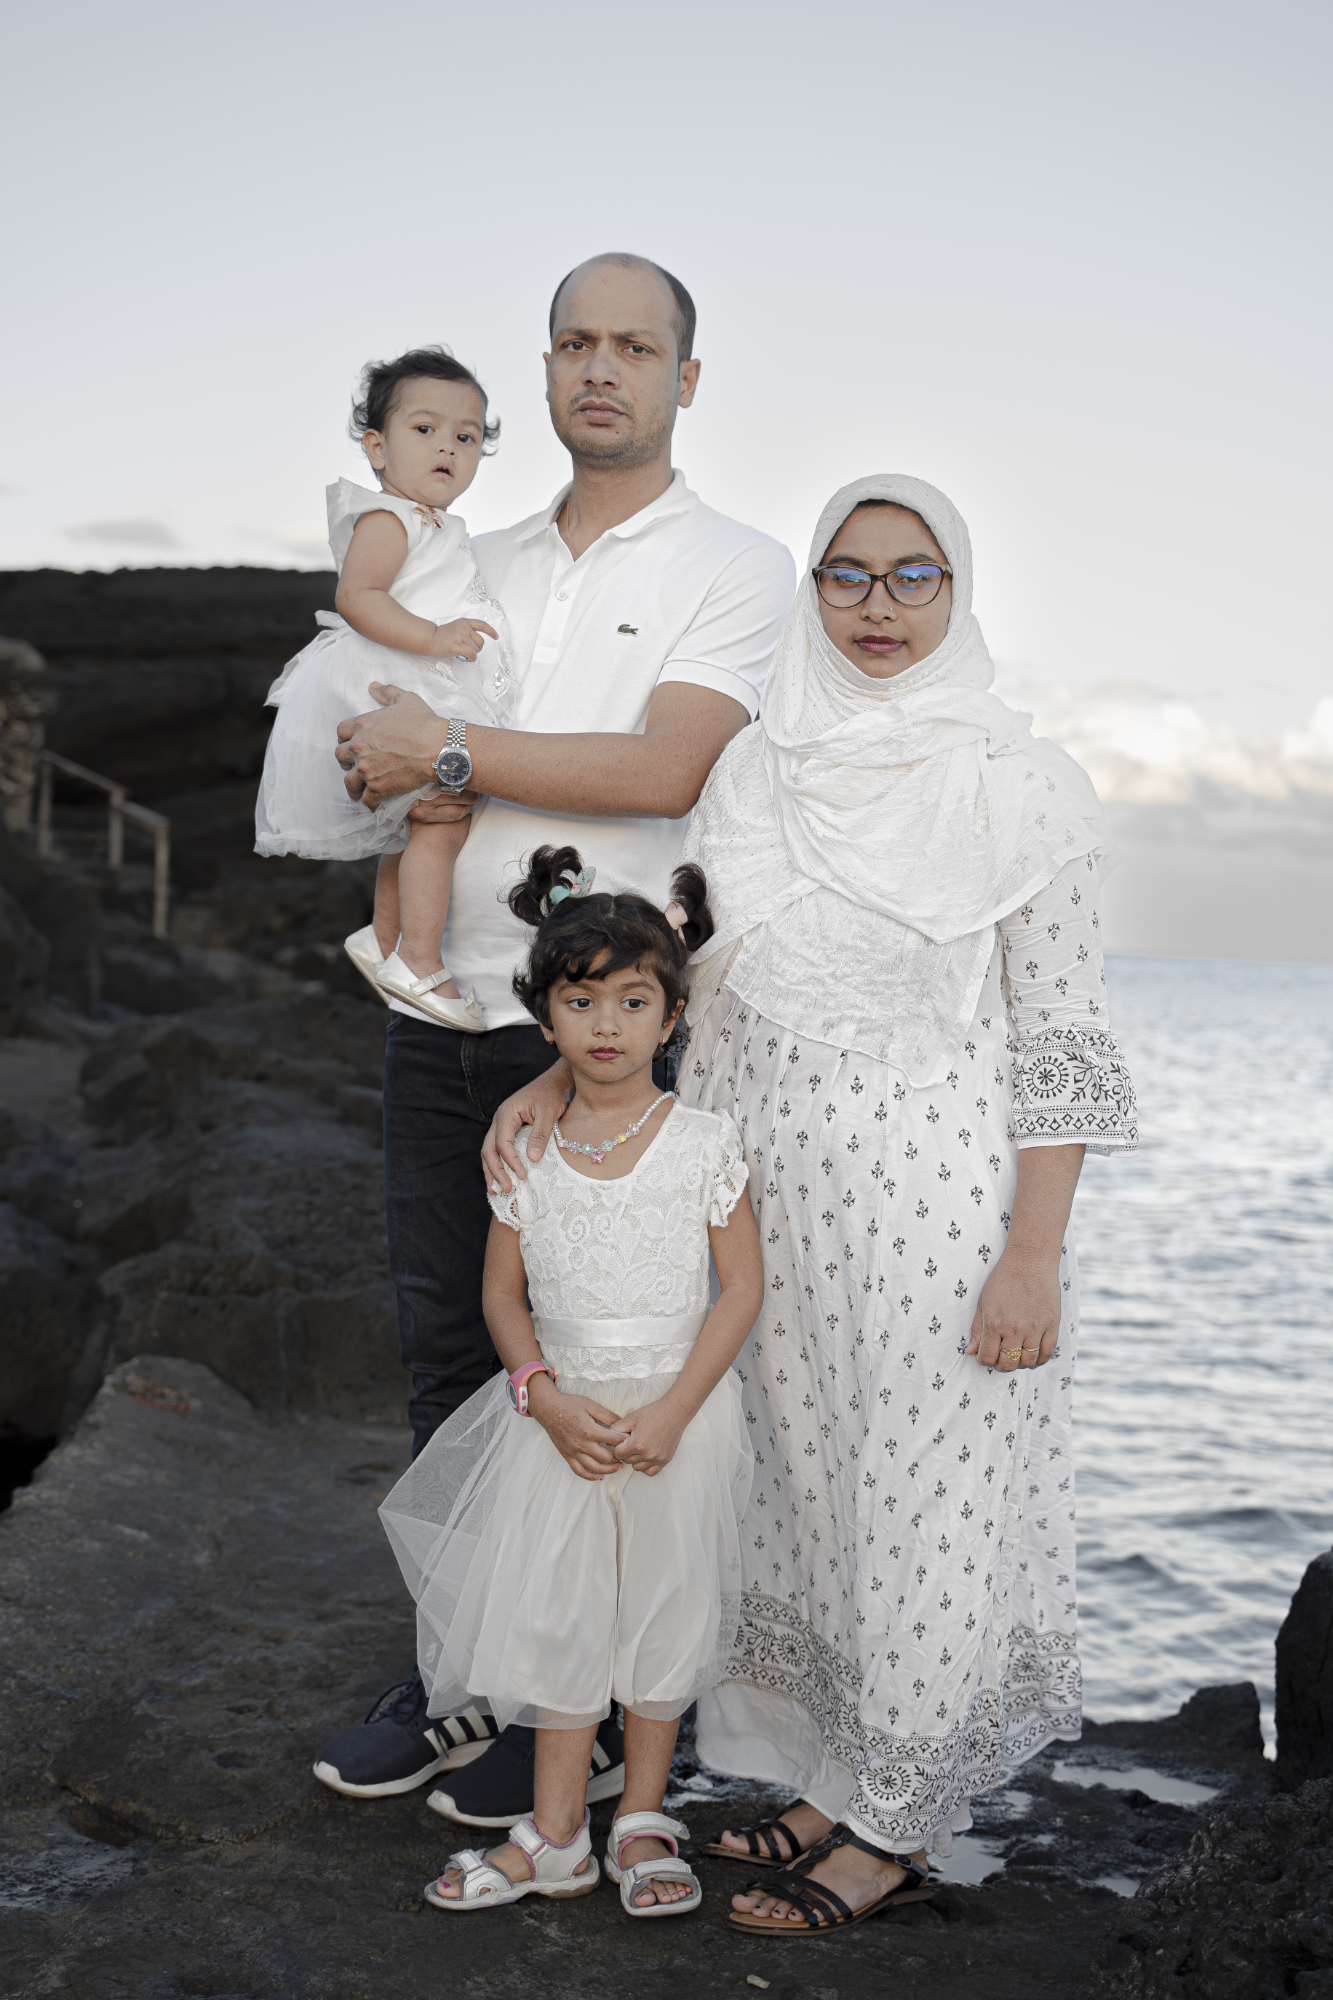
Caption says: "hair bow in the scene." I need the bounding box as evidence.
[663,900,688,934]
[549,865,596,906]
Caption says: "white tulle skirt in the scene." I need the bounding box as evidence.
[254,615,508,862]
[378,1326,754,1730]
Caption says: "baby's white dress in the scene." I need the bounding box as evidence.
[254,478,515,862]
[378,1102,754,1730]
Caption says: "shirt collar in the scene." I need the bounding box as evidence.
[512,466,695,548]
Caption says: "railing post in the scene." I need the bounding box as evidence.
[108,788,125,870]
[152,823,170,938]
[37,756,53,859]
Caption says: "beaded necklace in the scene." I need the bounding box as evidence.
[553,1093,671,1167]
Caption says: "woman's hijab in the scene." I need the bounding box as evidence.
[683,474,1114,1079]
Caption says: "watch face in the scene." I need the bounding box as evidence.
[434,746,473,790]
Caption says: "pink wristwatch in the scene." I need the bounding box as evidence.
[507,1361,556,1415]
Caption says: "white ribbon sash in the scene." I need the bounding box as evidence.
[535,1311,707,1350]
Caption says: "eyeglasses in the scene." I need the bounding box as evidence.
[813,561,952,610]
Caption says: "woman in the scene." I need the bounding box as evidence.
[485,473,1137,1934]
[678,473,1136,1932]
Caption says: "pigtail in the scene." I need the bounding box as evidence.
[667,863,714,955]
[508,845,586,927]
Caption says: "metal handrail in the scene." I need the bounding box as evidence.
[35,750,171,938]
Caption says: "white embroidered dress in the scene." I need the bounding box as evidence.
[676,473,1138,1855]
[378,1102,753,1730]
[254,478,515,862]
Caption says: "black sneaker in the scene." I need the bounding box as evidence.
[312,1672,500,1798]
[427,1715,626,1828]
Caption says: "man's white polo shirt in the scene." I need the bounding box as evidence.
[394,469,794,1032]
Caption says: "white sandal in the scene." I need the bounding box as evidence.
[374,951,486,1032]
[605,1810,702,1918]
[424,1811,600,1912]
[343,924,390,1004]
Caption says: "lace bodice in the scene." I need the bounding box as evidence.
[487,1104,747,1373]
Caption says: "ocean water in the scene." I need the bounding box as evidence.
[1074,956,1333,1746]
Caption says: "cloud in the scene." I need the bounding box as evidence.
[997,673,1333,806]
[994,674,1333,959]
[65,517,184,550]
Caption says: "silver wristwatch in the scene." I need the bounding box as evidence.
[432,718,473,793]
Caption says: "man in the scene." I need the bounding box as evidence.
[312,253,795,1825]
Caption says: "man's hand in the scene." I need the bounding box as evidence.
[483,1059,573,1193]
[966,1249,1062,1371]
[336,683,447,807]
[527,1375,629,1481]
[610,1395,689,1477]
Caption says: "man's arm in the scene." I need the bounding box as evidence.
[336,679,750,819]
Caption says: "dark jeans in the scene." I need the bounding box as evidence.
[383,1014,553,1457]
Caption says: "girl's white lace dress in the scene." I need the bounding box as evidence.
[254,478,515,862]
[378,1102,754,1730]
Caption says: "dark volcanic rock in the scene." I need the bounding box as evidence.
[1085,1681,1266,1761]
[1277,1548,1333,1787]
[0,566,335,803]
[1093,1779,1333,1998]
[0,821,102,1014]
[0,989,400,1438]
[0,1199,99,1439]
[0,1359,1189,2000]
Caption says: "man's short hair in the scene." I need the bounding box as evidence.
[548,254,696,363]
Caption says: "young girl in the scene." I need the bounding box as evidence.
[254,346,515,1029]
[378,848,763,1917]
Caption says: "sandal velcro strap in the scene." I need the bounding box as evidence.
[610,1809,687,1869]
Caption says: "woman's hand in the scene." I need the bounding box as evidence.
[482,1060,573,1194]
[610,1396,689,1477]
[967,1249,1062,1370]
[967,1143,1083,1372]
[527,1375,628,1481]
[429,617,498,662]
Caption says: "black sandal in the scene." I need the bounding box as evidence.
[726,1823,933,1935]
[703,1804,811,1868]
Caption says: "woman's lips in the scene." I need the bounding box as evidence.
[856,636,905,653]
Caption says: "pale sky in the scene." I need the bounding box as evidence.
[4,0,1332,912]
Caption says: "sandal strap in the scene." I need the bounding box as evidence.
[749,1815,803,1862]
[405,967,456,995]
[620,1856,697,1890]
[610,1810,686,1866]
[764,1867,854,1929]
[825,1823,930,1891]
[443,1849,514,1899]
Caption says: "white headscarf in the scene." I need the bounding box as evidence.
[683,473,1114,1079]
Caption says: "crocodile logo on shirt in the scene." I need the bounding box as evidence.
[617,623,638,635]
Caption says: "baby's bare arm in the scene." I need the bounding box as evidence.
[335,512,496,660]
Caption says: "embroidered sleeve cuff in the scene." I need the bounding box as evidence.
[1011,1026,1138,1154]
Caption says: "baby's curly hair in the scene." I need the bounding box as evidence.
[509,846,714,1037]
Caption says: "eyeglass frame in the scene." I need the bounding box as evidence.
[812,560,953,610]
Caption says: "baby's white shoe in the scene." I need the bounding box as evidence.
[344,925,389,1003]
[375,951,486,1032]
[424,1811,599,1911]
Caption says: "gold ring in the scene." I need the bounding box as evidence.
[1000,1347,1023,1359]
